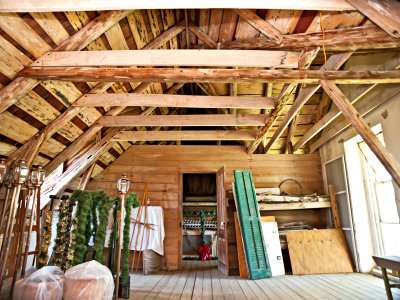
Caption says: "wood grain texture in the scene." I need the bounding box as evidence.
[98,114,268,127]
[287,229,353,275]
[232,9,283,43]
[346,0,400,38]
[113,130,257,141]
[219,24,400,51]
[74,93,275,109]
[33,49,300,68]
[20,67,400,84]
[87,145,324,270]
[0,1,355,12]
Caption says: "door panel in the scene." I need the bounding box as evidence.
[217,166,229,275]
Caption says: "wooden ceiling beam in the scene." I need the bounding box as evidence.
[246,47,320,154]
[294,53,400,152]
[32,49,300,68]
[73,94,276,109]
[0,10,131,114]
[97,114,268,127]
[320,80,400,188]
[310,83,400,153]
[0,1,355,12]
[346,0,400,38]
[232,9,283,44]
[43,83,183,175]
[19,68,400,84]
[188,22,217,48]
[219,25,400,51]
[113,130,257,141]
[262,52,353,153]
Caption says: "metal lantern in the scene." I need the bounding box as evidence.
[30,166,45,186]
[12,160,29,185]
[0,159,6,184]
[117,174,130,194]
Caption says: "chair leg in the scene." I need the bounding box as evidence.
[382,268,393,300]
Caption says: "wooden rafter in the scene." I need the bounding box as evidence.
[43,83,183,176]
[246,47,320,154]
[346,0,400,38]
[294,53,400,152]
[320,80,400,188]
[73,94,275,109]
[97,114,268,127]
[19,68,400,84]
[263,52,353,154]
[0,1,355,12]
[113,130,257,141]
[232,9,283,43]
[0,10,131,114]
[219,24,400,51]
[188,22,217,48]
[310,83,400,153]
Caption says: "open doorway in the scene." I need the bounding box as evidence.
[181,173,218,262]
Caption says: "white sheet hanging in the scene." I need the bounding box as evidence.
[105,206,165,256]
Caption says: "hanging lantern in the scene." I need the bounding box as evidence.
[0,158,7,184]
[117,174,130,194]
[12,160,29,184]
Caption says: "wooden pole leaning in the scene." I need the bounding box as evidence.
[21,166,44,277]
[130,185,148,272]
[0,160,29,291]
[10,182,32,297]
[135,199,149,273]
[115,175,130,300]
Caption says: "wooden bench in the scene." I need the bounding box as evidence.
[373,255,400,300]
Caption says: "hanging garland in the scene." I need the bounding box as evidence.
[183,210,216,246]
[52,197,72,270]
[121,193,139,285]
[70,190,92,267]
[183,210,217,261]
[93,191,113,264]
[37,210,53,268]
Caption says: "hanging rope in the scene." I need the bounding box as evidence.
[319,12,327,71]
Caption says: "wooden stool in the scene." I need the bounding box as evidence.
[372,255,400,300]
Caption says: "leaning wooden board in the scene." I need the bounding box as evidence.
[234,212,248,279]
[287,228,354,275]
[233,170,271,279]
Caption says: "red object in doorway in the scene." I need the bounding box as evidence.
[198,244,211,261]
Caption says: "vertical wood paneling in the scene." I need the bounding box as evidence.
[87,145,323,270]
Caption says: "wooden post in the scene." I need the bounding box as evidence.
[328,185,341,228]
[77,163,96,190]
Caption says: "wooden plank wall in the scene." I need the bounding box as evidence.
[87,145,323,270]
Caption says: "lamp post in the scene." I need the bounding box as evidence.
[0,160,29,289]
[20,166,45,277]
[115,174,129,300]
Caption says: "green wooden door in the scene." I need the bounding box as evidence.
[234,170,271,279]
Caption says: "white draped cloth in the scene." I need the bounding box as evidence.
[105,206,165,256]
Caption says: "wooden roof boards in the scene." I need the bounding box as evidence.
[0,5,398,197]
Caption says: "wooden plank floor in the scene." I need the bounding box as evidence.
[130,260,400,300]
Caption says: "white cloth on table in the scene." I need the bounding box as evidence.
[104,206,165,256]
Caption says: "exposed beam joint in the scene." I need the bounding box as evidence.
[346,0,400,38]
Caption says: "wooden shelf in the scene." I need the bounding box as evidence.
[258,201,331,211]
[183,202,217,207]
